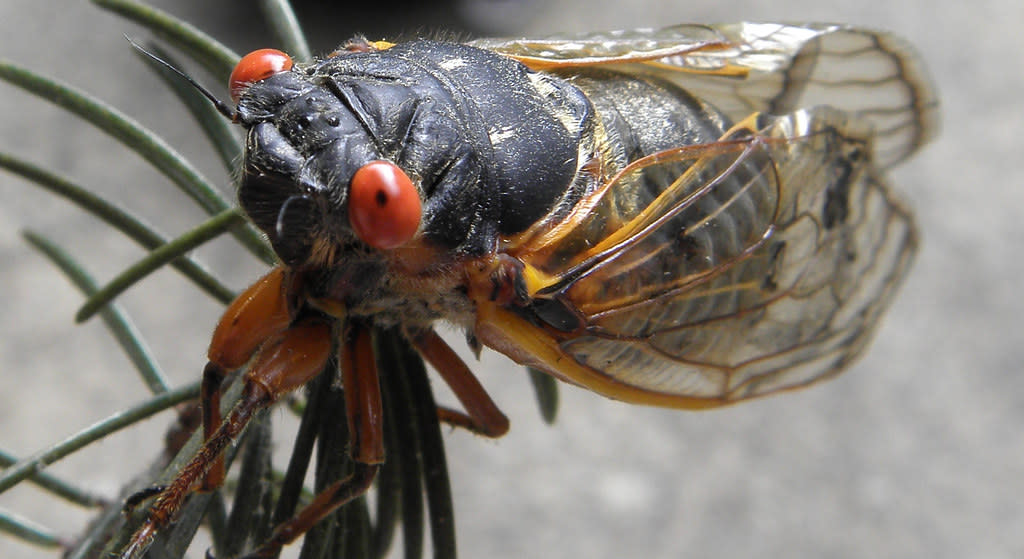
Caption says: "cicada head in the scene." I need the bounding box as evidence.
[232,51,416,268]
[232,45,509,272]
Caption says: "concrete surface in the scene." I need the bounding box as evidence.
[1,1,1020,558]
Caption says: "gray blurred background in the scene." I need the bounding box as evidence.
[1,1,1020,558]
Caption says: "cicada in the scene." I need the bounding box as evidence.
[122,23,938,558]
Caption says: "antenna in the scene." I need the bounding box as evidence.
[124,35,238,121]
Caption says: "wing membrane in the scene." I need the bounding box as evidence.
[474,107,917,406]
[511,121,779,307]
[470,24,731,68]
[475,23,939,167]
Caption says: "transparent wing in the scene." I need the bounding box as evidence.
[473,23,939,167]
[470,24,731,68]
[473,108,917,407]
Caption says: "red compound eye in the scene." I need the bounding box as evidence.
[348,161,422,250]
[229,49,293,102]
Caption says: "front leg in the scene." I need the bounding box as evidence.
[234,323,384,558]
[202,267,298,490]
[121,316,333,559]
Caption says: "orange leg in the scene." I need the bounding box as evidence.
[123,272,494,557]
[410,328,510,438]
[124,267,299,511]
[201,267,296,490]
[121,317,333,559]
[237,323,385,559]
[199,362,227,490]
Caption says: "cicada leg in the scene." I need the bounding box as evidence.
[202,266,296,490]
[121,316,333,559]
[410,328,510,438]
[236,323,384,559]
[241,325,504,559]
[120,267,328,559]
